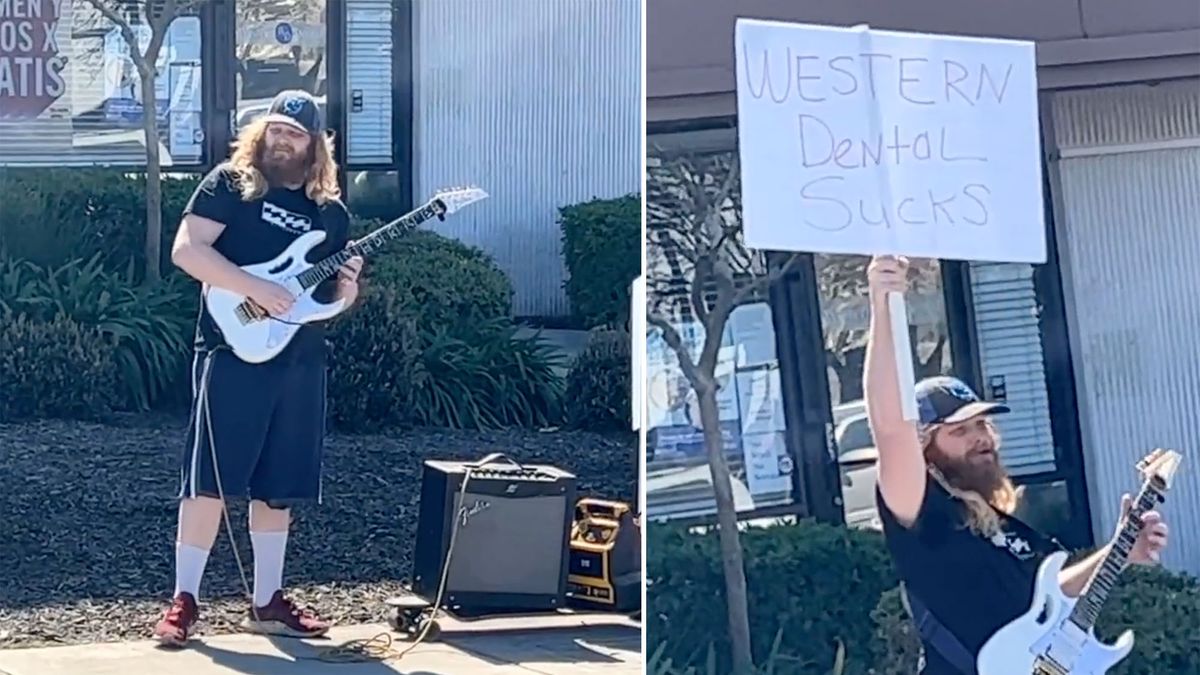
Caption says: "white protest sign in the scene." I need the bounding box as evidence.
[734,19,1046,264]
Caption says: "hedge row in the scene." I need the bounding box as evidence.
[0,169,629,431]
[648,520,1200,675]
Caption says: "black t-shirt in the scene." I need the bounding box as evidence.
[182,162,350,364]
[877,478,1065,674]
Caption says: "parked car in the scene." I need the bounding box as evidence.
[835,410,882,531]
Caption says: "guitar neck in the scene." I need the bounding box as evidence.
[1067,480,1162,632]
[297,198,445,290]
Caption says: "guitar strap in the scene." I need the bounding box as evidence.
[901,582,977,674]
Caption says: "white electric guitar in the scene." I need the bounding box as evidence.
[976,448,1182,675]
[204,186,489,363]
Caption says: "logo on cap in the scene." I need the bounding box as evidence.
[945,379,978,402]
[283,97,305,115]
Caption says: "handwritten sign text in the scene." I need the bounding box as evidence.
[734,20,1046,264]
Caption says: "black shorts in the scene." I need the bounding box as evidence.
[178,349,328,506]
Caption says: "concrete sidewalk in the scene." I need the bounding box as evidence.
[0,613,642,675]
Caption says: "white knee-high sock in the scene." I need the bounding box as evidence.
[174,542,210,599]
[250,530,288,608]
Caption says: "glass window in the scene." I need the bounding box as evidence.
[234,0,327,131]
[645,128,796,521]
[1012,479,1075,547]
[0,2,204,167]
[346,170,403,221]
[344,0,394,166]
[815,254,954,529]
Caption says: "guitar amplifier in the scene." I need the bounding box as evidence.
[412,453,576,611]
[566,498,641,612]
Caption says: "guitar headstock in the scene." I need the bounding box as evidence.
[433,186,489,215]
[1136,448,1183,491]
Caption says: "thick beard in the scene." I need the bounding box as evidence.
[927,442,1009,500]
[259,146,308,187]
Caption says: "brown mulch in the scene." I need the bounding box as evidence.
[0,415,636,648]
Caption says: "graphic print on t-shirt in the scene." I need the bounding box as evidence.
[989,527,1035,561]
[262,201,313,234]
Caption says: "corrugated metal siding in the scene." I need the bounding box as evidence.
[1052,80,1200,576]
[969,262,1056,476]
[1053,80,1200,150]
[412,0,641,317]
[345,0,393,165]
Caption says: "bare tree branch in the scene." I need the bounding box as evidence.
[79,0,216,282]
[647,313,703,389]
[730,251,805,306]
[689,256,711,325]
[154,0,178,31]
[647,137,759,673]
[81,0,145,70]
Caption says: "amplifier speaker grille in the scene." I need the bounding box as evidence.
[412,457,577,611]
[447,491,569,595]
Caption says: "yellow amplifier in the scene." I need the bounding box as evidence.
[566,498,641,612]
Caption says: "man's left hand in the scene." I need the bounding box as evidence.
[1120,493,1169,566]
[336,241,363,303]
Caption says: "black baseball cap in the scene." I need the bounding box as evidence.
[260,89,323,134]
[915,376,1009,428]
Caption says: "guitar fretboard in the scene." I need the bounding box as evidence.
[297,199,445,290]
[1067,481,1162,631]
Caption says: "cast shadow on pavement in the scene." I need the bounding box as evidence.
[189,637,443,675]
[445,624,639,668]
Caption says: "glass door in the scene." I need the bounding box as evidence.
[234,0,329,132]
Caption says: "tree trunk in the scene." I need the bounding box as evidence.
[696,379,755,674]
[140,65,163,283]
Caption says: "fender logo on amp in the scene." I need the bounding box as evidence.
[459,499,491,526]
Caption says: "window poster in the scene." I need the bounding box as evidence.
[647,302,794,509]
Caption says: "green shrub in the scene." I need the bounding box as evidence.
[410,318,565,430]
[559,194,640,329]
[565,328,631,431]
[649,633,847,675]
[648,520,896,675]
[651,518,1200,675]
[0,312,120,422]
[327,287,422,432]
[0,169,198,276]
[351,221,513,327]
[868,587,921,675]
[1094,564,1200,674]
[0,255,195,410]
[330,314,565,431]
[329,227,561,431]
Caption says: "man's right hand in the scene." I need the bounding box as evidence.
[867,255,910,301]
[247,279,294,316]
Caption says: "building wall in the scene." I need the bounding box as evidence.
[412,0,641,318]
[648,0,1200,120]
[1051,79,1200,576]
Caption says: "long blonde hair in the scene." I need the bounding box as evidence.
[227,117,341,206]
[921,421,1020,537]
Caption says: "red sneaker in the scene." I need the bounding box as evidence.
[153,592,199,647]
[240,590,331,638]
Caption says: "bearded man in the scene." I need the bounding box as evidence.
[153,89,363,647]
[863,255,1170,674]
